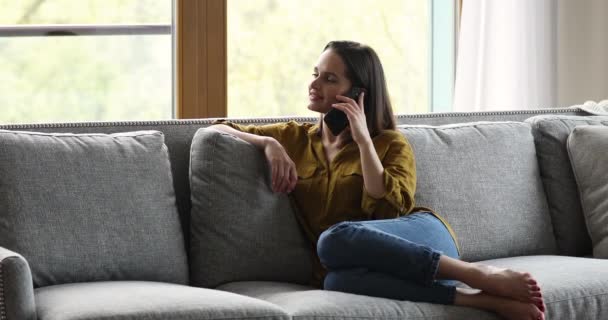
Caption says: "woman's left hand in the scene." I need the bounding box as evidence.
[332,91,372,146]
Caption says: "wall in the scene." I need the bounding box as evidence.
[557,0,608,106]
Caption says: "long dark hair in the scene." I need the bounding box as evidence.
[323,41,396,137]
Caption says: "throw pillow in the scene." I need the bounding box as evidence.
[0,129,188,287]
[398,121,557,262]
[567,125,608,258]
[525,115,608,256]
[189,128,312,288]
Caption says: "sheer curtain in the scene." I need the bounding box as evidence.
[453,0,608,111]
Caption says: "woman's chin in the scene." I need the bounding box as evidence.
[307,104,323,113]
[308,103,330,114]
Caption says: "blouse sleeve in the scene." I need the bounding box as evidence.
[361,134,417,220]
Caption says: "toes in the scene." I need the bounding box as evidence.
[534,305,545,320]
[530,291,542,297]
[529,284,541,292]
[531,297,545,311]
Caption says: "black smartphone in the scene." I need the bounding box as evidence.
[323,86,364,136]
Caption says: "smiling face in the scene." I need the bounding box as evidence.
[308,49,353,114]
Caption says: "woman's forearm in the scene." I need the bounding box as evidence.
[359,141,387,198]
[207,124,271,149]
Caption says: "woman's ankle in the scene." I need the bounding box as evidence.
[436,255,484,286]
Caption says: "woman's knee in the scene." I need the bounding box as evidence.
[317,221,362,264]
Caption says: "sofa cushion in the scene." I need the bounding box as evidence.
[567,126,608,258]
[477,255,608,320]
[0,129,188,287]
[219,255,608,320]
[397,122,557,262]
[219,282,500,320]
[189,128,312,288]
[525,115,608,256]
[35,281,289,320]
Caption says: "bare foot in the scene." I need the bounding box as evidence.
[494,296,545,320]
[466,264,542,304]
[455,288,545,320]
[435,256,544,311]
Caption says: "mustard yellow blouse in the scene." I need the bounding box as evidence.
[214,120,458,286]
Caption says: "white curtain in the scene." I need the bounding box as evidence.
[453,0,608,111]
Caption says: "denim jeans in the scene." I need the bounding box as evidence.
[317,212,460,304]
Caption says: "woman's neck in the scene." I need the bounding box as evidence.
[320,120,351,148]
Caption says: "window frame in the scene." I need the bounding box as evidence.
[430,0,459,112]
[176,0,227,119]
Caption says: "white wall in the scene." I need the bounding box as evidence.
[557,0,608,106]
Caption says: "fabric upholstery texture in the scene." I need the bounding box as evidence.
[397,122,557,261]
[0,129,188,287]
[218,282,500,320]
[0,109,598,320]
[567,126,608,258]
[189,129,312,288]
[525,115,608,256]
[219,255,608,320]
[0,108,585,251]
[477,255,608,320]
[0,246,36,320]
[35,281,289,320]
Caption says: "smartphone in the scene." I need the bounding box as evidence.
[323,86,364,136]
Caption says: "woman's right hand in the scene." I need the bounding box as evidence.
[263,138,298,193]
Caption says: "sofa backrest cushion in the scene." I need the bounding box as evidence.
[189,129,312,288]
[567,125,608,258]
[398,122,557,262]
[0,129,189,287]
[526,115,608,256]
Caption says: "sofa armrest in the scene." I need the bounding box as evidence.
[0,247,36,320]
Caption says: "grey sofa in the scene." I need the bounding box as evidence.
[2,108,608,320]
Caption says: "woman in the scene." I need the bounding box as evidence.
[210,41,545,320]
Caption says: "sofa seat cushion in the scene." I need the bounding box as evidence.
[398,122,556,261]
[0,129,188,287]
[218,282,500,320]
[35,281,289,320]
[219,255,608,320]
[477,255,608,320]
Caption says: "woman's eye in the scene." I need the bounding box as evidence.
[312,73,336,82]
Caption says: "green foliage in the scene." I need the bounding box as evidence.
[227,0,430,117]
[0,0,170,24]
[0,0,429,124]
[0,0,172,123]
[0,36,172,123]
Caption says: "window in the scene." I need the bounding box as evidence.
[0,1,174,124]
[1,1,457,122]
[226,0,456,117]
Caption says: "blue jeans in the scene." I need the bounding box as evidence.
[317,212,460,304]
